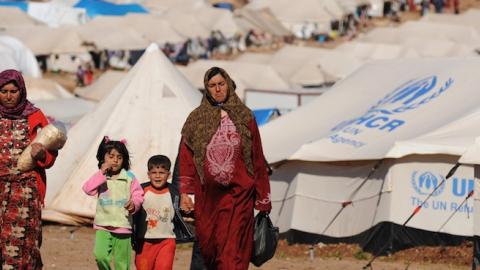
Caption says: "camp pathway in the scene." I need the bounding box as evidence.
[41,225,468,270]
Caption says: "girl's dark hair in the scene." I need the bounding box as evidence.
[96,136,130,170]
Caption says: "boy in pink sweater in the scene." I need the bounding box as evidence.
[83,136,144,270]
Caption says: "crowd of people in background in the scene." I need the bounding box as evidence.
[383,0,461,17]
[36,0,466,84]
[162,29,276,65]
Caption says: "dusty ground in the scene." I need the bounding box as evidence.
[41,225,471,270]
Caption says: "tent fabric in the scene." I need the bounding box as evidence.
[74,0,148,18]
[0,6,41,26]
[27,2,87,27]
[3,26,88,54]
[0,1,27,12]
[24,76,74,101]
[0,35,41,78]
[233,7,291,37]
[358,27,477,57]
[74,70,127,102]
[34,97,96,127]
[237,45,364,87]
[44,43,202,224]
[82,15,184,46]
[260,57,480,164]
[253,108,279,126]
[386,107,480,158]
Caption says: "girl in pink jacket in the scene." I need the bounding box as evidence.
[83,136,144,270]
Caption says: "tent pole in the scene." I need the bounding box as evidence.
[321,159,383,235]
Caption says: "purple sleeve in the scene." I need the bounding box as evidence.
[82,170,107,196]
[130,177,144,214]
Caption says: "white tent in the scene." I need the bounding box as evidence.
[34,97,96,127]
[78,19,151,50]
[27,1,87,27]
[335,41,419,61]
[358,27,477,57]
[43,44,202,224]
[236,45,364,87]
[233,7,291,37]
[260,57,480,245]
[24,76,74,101]
[398,21,480,48]
[74,70,127,102]
[245,0,345,35]
[3,26,88,55]
[81,15,184,46]
[0,35,41,78]
[0,7,41,27]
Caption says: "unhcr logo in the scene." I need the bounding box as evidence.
[368,76,454,115]
[411,171,445,197]
[331,75,454,134]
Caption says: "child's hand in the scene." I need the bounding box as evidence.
[100,162,112,175]
[124,199,135,213]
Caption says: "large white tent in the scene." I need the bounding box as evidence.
[0,35,41,78]
[43,44,202,224]
[74,70,127,102]
[260,57,480,249]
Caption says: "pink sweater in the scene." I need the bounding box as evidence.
[83,170,144,234]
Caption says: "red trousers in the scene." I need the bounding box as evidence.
[135,238,176,270]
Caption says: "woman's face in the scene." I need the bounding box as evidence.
[207,74,228,103]
[0,82,21,109]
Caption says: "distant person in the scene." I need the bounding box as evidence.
[432,0,445,13]
[84,63,94,86]
[133,155,193,270]
[76,65,85,86]
[453,0,460,14]
[82,137,144,270]
[421,0,430,16]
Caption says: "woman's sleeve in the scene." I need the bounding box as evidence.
[250,119,272,212]
[130,176,144,214]
[82,170,107,196]
[177,137,197,194]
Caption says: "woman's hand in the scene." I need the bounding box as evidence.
[30,143,46,162]
[180,193,194,213]
[124,199,135,214]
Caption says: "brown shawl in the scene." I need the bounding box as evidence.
[181,67,254,182]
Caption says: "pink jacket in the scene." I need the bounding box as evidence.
[83,170,144,234]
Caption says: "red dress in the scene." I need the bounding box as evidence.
[178,115,271,270]
[0,110,57,269]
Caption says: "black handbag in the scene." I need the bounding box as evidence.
[251,212,279,267]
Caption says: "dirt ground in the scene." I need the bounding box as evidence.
[41,225,471,270]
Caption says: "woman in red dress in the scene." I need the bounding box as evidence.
[0,69,57,269]
[178,67,272,269]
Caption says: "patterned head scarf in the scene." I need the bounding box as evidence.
[181,67,254,182]
[0,69,39,119]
